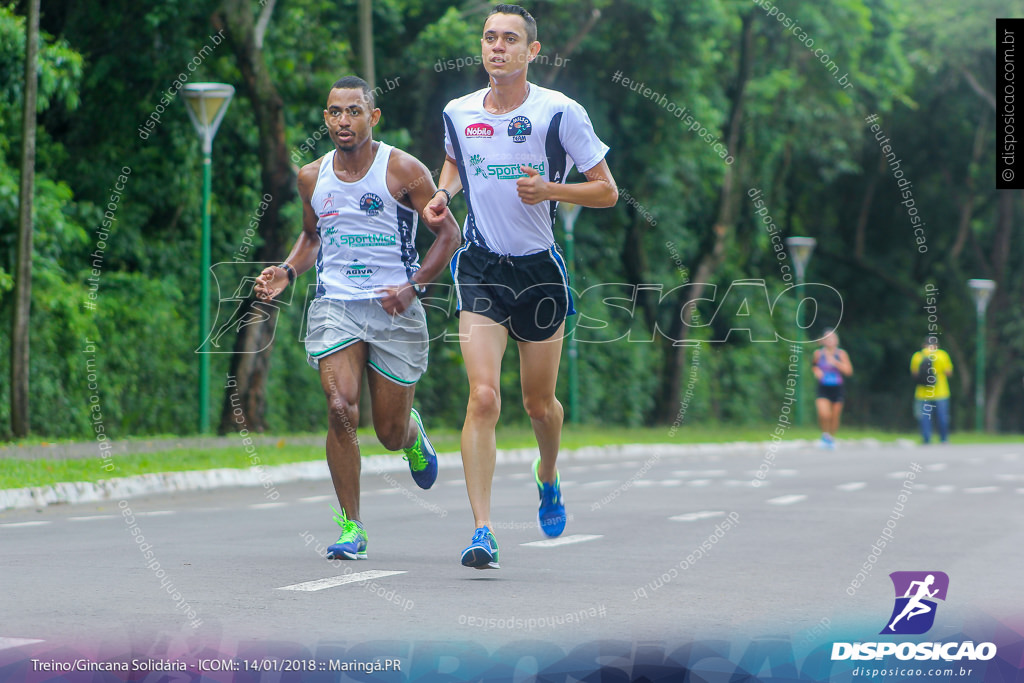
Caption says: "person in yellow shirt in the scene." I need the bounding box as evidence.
[910,339,954,444]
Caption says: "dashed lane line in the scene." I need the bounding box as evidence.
[766,494,807,505]
[669,511,726,522]
[278,570,406,592]
[521,534,603,548]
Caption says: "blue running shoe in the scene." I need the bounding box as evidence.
[533,457,566,537]
[403,408,438,489]
[326,507,367,560]
[461,526,500,569]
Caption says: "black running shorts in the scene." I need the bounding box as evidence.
[450,242,576,343]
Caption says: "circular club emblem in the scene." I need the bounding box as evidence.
[508,116,532,143]
[359,192,384,216]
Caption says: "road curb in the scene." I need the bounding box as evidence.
[0,438,872,511]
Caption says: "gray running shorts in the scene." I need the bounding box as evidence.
[304,297,428,385]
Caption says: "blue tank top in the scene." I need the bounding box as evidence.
[816,349,844,386]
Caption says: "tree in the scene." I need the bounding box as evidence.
[10,0,40,438]
[212,0,297,433]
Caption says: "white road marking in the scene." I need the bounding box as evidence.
[581,480,620,488]
[633,480,657,487]
[836,482,867,492]
[964,486,999,494]
[0,521,50,528]
[445,480,465,487]
[723,479,760,487]
[925,463,948,471]
[933,485,955,493]
[669,511,726,522]
[767,494,807,505]
[673,469,728,478]
[507,473,531,480]
[886,471,912,479]
[248,502,287,509]
[996,474,1024,482]
[659,479,683,486]
[687,479,712,487]
[775,469,800,477]
[0,637,45,651]
[68,515,117,522]
[136,511,174,517]
[299,495,333,503]
[278,570,406,592]
[521,534,602,548]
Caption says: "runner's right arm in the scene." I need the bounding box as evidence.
[254,162,321,301]
[422,156,462,229]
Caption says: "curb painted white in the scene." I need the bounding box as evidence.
[0,438,869,511]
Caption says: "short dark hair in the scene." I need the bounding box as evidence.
[330,76,375,109]
[489,4,537,44]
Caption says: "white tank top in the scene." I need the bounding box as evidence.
[310,143,420,300]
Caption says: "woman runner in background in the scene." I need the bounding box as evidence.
[812,329,853,449]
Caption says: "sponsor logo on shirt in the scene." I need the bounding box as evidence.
[359,192,385,216]
[486,161,545,180]
[508,116,532,143]
[343,260,378,282]
[469,154,487,177]
[323,227,398,248]
[320,192,339,217]
[465,123,494,138]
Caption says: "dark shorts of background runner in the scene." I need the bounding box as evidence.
[452,242,576,343]
[817,383,845,403]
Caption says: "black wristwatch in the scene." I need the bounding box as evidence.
[407,277,427,297]
[278,263,296,284]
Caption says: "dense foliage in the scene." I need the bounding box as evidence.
[1,0,1020,439]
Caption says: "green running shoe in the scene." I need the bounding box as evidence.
[327,506,367,560]
[403,408,438,489]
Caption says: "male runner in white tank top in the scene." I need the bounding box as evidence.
[423,5,618,569]
[256,77,460,561]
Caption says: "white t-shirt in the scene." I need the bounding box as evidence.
[309,144,420,300]
[443,83,609,256]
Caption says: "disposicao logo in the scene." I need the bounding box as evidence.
[831,571,997,662]
[882,571,948,635]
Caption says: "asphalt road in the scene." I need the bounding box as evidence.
[2,441,1021,657]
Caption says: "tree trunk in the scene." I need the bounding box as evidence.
[655,12,754,424]
[213,0,296,433]
[11,0,40,438]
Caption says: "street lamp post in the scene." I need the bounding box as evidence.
[966,279,996,432]
[785,237,816,428]
[559,202,582,424]
[183,83,235,434]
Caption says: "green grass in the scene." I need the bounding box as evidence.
[1,425,1020,490]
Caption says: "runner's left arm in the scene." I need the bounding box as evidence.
[377,151,462,314]
[516,159,618,207]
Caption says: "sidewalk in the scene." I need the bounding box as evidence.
[0,434,337,461]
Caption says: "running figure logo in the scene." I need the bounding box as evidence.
[881,571,949,635]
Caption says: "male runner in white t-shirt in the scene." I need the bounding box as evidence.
[256,76,461,561]
[423,5,618,569]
